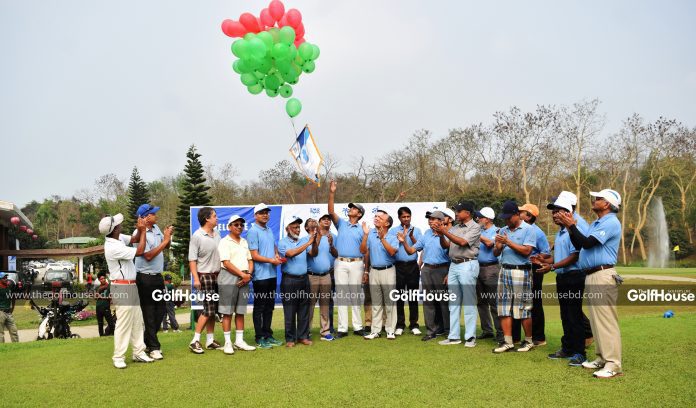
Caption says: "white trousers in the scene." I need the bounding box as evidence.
[333,259,364,332]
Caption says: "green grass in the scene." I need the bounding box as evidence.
[1,307,695,407]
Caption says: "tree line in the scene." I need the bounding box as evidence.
[17,99,696,267]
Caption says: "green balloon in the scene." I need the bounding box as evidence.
[268,28,280,43]
[272,43,290,60]
[279,26,296,44]
[244,33,256,40]
[282,69,297,83]
[264,74,280,90]
[291,62,302,75]
[240,73,257,86]
[279,84,293,98]
[257,58,272,74]
[234,59,252,74]
[288,77,299,85]
[231,40,250,59]
[248,38,266,59]
[302,60,315,73]
[253,70,265,80]
[232,60,243,74]
[248,83,263,95]
[275,59,292,75]
[298,43,313,60]
[286,98,302,117]
[311,44,320,60]
[266,88,278,97]
[257,31,273,50]
[288,45,298,61]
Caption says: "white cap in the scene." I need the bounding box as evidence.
[99,213,124,235]
[284,215,303,228]
[442,208,455,220]
[477,207,495,220]
[547,197,573,212]
[227,215,244,225]
[254,203,270,214]
[590,189,621,208]
[558,191,578,206]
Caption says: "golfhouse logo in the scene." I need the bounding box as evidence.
[152,289,220,303]
[389,289,456,302]
[627,288,695,303]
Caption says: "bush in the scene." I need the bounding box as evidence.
[72,282,87,293]
[163,270,183,287]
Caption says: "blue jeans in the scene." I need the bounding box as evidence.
[448,261,479,340]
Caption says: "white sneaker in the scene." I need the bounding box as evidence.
[113,359,127,369]
[395,328,404,336]
[132,353,154,363]
[411,327,422,335]
[439,338,462,345]
[517,341,534,352]
[149,350,164,360]
[223,342,235,355]
[233,341,257,351]
[173,329,182,333]
[464,337,476,348]
[363,332,380,340]
[386,332,396,340]
[593,369,623,379]
[582,359,606,369]
[492,342,515,353]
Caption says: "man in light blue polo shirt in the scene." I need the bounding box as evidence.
[475,207,502,342]
[493,200,537,353]
[558,189,623,378]
[361,210,399,340]
[247,203,283,349]
[400,210,450,341]
[328,179,367,338]
[278,216,316,347]
[307,216,337,341]
[134,203,173,361]
[391,206,423,336]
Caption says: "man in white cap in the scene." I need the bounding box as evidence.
[475,207,503,342]
[557,189,623,378]
[247,203,283,349]
[99,213,151,368]
[328,180,368,338]
[217,215,256,355]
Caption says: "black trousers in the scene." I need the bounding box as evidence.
[395,261,420,330]
[96,304,115,337]
[252,277,277,342]
[136,273,166,351]
[281,274,311,342]
[513,269,545,342]
[557,271,587,356]
[162,301,179,330]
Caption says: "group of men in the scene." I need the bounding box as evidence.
[99,184,624,379]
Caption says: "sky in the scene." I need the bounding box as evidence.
[2,0,695,208]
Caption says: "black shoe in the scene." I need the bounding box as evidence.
[364,326,371,333]
[421,334,437,342]
[478,333,495,339]
[435,331,445,337]
[353,329,367,336]
[335,331,348,339]
[548,349,573,359]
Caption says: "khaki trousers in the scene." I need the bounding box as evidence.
[112,284,146,362]
[585,268,622,372]
[369,266,397,335]
[308,274,332,336]
[0,311,19,343]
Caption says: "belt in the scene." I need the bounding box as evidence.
[112,279,137,284]
[337,257,363,262]
[371,265,393,270]
[394,260,418,265]
[424,262,450,268]
[307,271,329,276]
[198,272,219,275]
[478,261,499,267]
[584,265,614,275]
[451,258,475,264]
[501,264,532,270]
[282,273,307,279]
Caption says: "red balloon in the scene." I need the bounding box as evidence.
[269,0,285,22]
[26,229,33,235]
[10,216,20,225]
[32,234,38,240]
[295,22,305,38]
[240,12,260,33]
[278,14,289,27]
[256,16,265,30]
[286,9,302,28]
[19,225,27,232]
[294,37,305,48]
[260,8,274,27]
[221,19,247,37]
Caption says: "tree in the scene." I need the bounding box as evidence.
[173,145,212,267]
[125,167,150,232]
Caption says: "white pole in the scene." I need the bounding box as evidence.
[78,256,84,283]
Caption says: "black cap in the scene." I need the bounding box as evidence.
[500,200,519,219]
[164,274,172,281]
[348,203,365,219]
[453,201,475,213]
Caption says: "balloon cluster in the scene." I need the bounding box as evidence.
[221,0,320,118]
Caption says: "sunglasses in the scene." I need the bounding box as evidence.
[230,223,245,228]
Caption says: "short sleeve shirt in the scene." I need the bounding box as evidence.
[135,224,164,274]
[334,218,364,258]
[553,228,580,273]
[448,220,481,260]
[578,213,621,270]
[105,236,138,280]
[218,235,252,272]
[247,223,277,281]
[498,221,537,265]
[478,225,499,263]
[307,233,337,274]
[367,230,398,267]
[531,224,551,256]
[188,228,221,273]
[278,236,309,275]
[390,225,423,262]
[414,229,450,265]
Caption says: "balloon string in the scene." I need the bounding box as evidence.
[289,116,297,137]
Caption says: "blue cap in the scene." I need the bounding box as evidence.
[136,204,160,217]
[500,200,519,219]
[0,272,6,279]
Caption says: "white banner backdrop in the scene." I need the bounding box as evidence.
[279,202,447,239]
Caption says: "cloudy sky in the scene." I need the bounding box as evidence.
[2,0,695,207]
